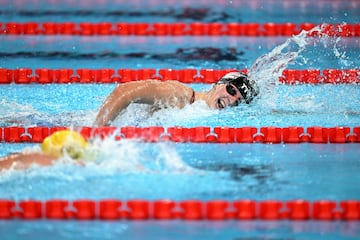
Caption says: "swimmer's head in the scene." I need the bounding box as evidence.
[217,72,258,104]
[208,71,258,109]
[41,130,88,159]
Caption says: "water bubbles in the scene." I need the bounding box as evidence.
[246,25,357,110]
[81,136,197,174]
[246,30,310,110]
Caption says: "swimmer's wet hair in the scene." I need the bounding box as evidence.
[217,72,258,104]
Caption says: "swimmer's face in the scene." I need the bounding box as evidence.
[61,145,84,159]
[209,83,242,109]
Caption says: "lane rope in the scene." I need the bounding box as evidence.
[0,199,359,221]
[0,22,359,37]
[1,126,360,144]
[0,68,359,84]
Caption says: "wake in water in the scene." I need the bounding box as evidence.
[86,137,196,174]
[0,136,197,176]
[0,138,233,200]
[0,98,95,127]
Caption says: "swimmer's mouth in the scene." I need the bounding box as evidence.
[217,98,240,109]
[217,99,225,109]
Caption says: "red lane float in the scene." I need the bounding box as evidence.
[1,22,360,37]
[0,68,359,84]
[180,200,203,220]
[1,126,360,144]
[127,200,150,220]
[0,199,359,221]
[45,200,69,219]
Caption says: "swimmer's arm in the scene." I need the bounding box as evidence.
[94,80,193,126]
[0,153,56,171]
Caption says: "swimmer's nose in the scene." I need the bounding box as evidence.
[227,94,240,106]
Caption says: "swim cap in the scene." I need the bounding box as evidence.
[218,72,258,104]
[41,130,87,159]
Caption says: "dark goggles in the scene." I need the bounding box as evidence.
[225,84,240,107]
[226,84,238,96]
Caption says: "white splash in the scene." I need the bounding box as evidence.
[0,138,199,183]
[248,30,313,103]
[80,136,196,174]
[112,100,216,127]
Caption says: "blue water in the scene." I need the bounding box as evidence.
[0,142,359,201]
[1,0,359,24]
[1,83,360,128]
[0,36,359,70]
[1,0,360,239]
[0,220,359,240]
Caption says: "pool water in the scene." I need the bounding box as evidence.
[1,83,360,127]
[1,0,360,239]
[0,142,360,202]
[1,220,359,240]
[1,0,359,24]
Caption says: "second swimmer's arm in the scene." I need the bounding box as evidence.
[94,80,193,126]
[0,153,56,171]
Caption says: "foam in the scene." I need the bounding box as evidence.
[112,100,216,127]
[87,137,197,174]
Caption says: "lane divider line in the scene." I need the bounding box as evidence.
[0,199,359,221]
[1,126,360,144]
[0,22,359,37]
[0,68,359,84]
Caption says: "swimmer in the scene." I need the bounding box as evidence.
[94,71,258,126]
[0,130,88,171]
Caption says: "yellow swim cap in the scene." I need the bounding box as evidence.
[41,130,87,159]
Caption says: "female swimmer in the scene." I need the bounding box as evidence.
[94,71,258,126]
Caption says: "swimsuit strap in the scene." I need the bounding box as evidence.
[190,90,195,104]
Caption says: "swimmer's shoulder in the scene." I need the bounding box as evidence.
[119,79,194,105]
[161,80,194,102]
[133,79,193,96]
[121,79,192,90]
